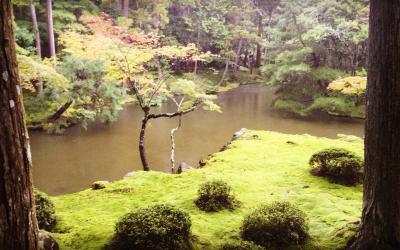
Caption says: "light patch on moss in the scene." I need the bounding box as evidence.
[51,131,363,250]
[328,77,366,96]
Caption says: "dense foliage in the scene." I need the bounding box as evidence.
[109,204,192,250]
[241,201,309,249]
[309,148,364,185]
[13,0,370,126]
[195,180,238,212]
[34,189,57,231]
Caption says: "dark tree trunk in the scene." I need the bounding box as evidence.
[139,111,150,171]
[255,14,262,68]
[137,105,198,172]
[349,1,400,249]
[47,100,73,123]
[123,0,129,18]
[0,1,39,249]
[46,0,56,58]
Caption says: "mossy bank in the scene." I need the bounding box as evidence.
[50,130,363,249]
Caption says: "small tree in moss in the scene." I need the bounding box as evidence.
[195,180,239,212]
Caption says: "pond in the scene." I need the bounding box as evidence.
[31,85,364,195]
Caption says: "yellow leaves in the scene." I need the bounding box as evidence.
[17,55,68,92]
[328,77,366,96]
[155,43,197,59]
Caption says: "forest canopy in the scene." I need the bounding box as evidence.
[13,0,369,132]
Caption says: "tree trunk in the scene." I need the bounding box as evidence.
[170,115,182,173]
[219,58,230,86]
[47,99,73,122]
[30,0,41,59]
[349,1,400,249]
[139,111,150,171]
[0,1,39,249]
[254,13,262,68]
[232,37,243,80]
[123,0,129,18]
[194,24,201,75]
[46,0,56,58]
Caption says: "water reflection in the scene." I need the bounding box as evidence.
[31,85,364,195]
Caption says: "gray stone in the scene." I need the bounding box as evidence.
[124,171,135,179]
[232,128,247,140]
[177,162,192,174]
[39,230,59,250]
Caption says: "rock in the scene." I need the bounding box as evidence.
[39,230,59,250]
[199,159,208,167]
[91,181,109,190]
[177,162,192,174]
[233,128,247,140]
[124,171,135,179]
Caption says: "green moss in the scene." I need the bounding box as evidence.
[306,96,365,118]
[51,131,363,250]
[274,99,308,116]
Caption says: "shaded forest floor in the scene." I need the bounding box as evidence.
[51,130,363,249]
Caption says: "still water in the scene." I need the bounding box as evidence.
[31,85,364,195]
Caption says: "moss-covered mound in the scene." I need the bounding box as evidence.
[195,180,238,212]
[241,201,309,249]
[220,240,264,250]
[50,131,363,250]
[309,148,364,185]
[108,204,191,250]
[34,189,57,231]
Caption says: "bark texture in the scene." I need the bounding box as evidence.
[138,105,198,171]
[46,0,56,57]
[0,1,39,249]
[349,1,400,249]
[170,115,182,173]
[254,14,262,68]
[30,0,41,58]
[232,37,243,80]
[123,0,129,18]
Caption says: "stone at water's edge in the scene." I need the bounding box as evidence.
[233,128,247,140]
[199,158,208,167]
[91,181,109,190]
[177,162,192,174]
[39,230,59,250]
[220,128,248,152]
[124,171,135,178]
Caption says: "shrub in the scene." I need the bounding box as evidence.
[220,240,265,250]
[195,180,238,212]
[241,201,309,249]
[110,204,192,250]
[34,189,57,231]
[309,148,364,185]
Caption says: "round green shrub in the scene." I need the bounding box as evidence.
[309,148,364,185]
[34,189,57,231]
[111,204,192,250]
[195,180,238,212]
[241,201,309,249]
[220,240,265,250]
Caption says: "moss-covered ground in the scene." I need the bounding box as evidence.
[51,130,363,250]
